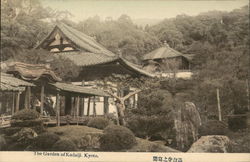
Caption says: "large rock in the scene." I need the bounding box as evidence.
[74,132,103,150]
[188,135,232,153]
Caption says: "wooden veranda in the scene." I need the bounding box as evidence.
[0,73,35,127]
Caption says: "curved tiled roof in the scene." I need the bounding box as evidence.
[7,62,62,83]
[50,82,108,97]
[1,73,34,92]
[143,45,184,61]
[119,58,155,77]
[56,23,115,57]
[55,51,118,67]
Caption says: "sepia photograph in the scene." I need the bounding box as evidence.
[0,0,249,161]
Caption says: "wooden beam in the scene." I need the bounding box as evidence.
[76,96,80,125]
[56,92,60,126]
[15,92,20,112]
[40,84,45,116]
[87,97,91,116]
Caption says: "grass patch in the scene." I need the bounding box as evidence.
[47,125,102,139]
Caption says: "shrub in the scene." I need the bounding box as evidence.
[2,127,22,136]
[106,113,118,124]
[12,109,40,120]
[100,125,136,151]
[11,119,43,127]
[87,117,111,129]
[228,115,247,131]
[81,117,91,125]
[33,132,60,150]
[0,135,7,151]
[10,128,38,150]
[52,139,78,151]
[199,120,229,136]
[127,115,173,139]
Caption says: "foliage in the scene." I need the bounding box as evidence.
[12,109,40,120]
[228,115,247,131]
[11,119,43,127]
[100,125,136,151]
[11,128,37,147]
[0,135,7,151]
[87,117,111,129]
[1,0,52,61]
[52,138,78,151]
[128,89,174,139]
[76,15,161,63]
[127,115,173,139]
[228,129,250,153]
[198,120,229,136]
[106,113,118,125]
[33,132,60,150]
[2,127,22,136]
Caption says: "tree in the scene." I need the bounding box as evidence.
[97,74,157,126]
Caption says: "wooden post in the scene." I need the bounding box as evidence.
[56,92,60,126]
[71,97,75,117]
[24,88,28,109]
[65,94,71,115]
[93,96,96,117]
[15,92,20,112]
[40,84,45,116]
[216,88,222,121]
[104,96,109,116]
[25,87,31,109]
[12,92,15,115]
[87,97,91,116]
[76,96,80,125]
[81,97,85,116]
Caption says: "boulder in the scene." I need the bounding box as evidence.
[188,135,232,153]
[12,128,38,145]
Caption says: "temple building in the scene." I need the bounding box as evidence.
[35,22,153,116]
[142,41,194,78]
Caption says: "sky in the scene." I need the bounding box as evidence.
[41,0,249,22]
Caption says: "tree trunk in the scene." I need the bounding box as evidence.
[116,101,126,126]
